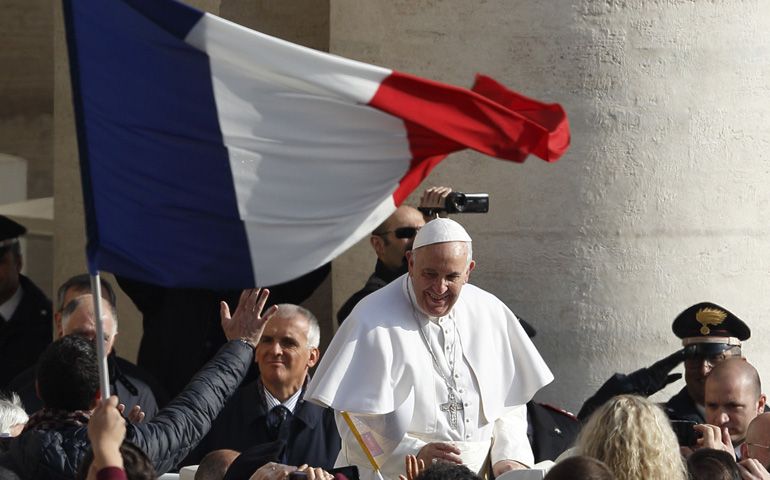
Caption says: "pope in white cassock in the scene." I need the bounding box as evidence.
[306,218,553,480]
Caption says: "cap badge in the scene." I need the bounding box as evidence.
[696,307,727,335]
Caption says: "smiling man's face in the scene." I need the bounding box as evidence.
[255,314,319,401]
[407,241,474,318]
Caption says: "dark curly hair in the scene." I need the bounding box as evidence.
[415,463,480,480]
[36,335,99,411]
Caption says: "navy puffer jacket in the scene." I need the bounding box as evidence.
[0,340,254,480]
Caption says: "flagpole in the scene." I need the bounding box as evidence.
[90,273,111,404]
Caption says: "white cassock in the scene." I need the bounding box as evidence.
[306,275,553,480]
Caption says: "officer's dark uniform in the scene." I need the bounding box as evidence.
[0,216,52,388]
[527,402,581,463]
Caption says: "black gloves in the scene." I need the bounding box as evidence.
[577,349,685,420]
[637,348,685,396]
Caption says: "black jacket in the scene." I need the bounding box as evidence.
[185,377,340,469]
[527,401,581,463]
[336,260,403,324]
[0,340,254,480]
[0,275,52,388]
[7,350,169,421]
[664,387,705,423]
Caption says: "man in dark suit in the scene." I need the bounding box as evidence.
[185,304,340,470]
[0,215,52,388]
[526,402,580,463]
[7,275,168,419]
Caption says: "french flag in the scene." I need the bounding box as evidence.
[63,0,570,289]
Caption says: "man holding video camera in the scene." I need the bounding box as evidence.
[336,187,448,323]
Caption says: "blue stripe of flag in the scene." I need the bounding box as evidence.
[64,0,256,287]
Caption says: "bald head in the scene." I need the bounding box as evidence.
[743,413,770,468]
[379,205,423,232]
[747,413,770,444]
[371,205,425,272]
[195,449,240,480]
[709,358,761,398]
[705,358,766,445]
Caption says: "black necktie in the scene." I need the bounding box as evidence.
[267,405,291,438]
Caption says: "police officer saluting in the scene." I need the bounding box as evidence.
[578,302,752,423]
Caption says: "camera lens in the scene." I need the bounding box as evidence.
[448,193,466,212]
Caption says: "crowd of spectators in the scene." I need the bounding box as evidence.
[0,200,769,480]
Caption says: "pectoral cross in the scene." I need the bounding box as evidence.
[440,389,464,428]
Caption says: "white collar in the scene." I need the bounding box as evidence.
[0,283,23,321]
[264,384,302,413]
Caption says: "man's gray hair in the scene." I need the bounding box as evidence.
[0,392,28,435]
[272,304,320,349]
[411,241,473,267]
[61,294,119,337]
[56,274,117,312]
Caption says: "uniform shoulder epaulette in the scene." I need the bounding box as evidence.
[539,403,579,421]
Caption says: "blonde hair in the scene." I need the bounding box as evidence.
[574,394,687,480]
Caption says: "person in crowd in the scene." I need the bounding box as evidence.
[687,449,742,480]
[0,392,27,448]
[9,275,168,418]
[519,324,580,463]
[195,449,240,480]
[687,359,766,463]
[572,394,688,480]
[578,302,750,423]
[398,454,482,480]
[337,205,424,323]
[741,414,770,470]
[75,395,157,480]
[410,462,480,480]
[702,359,766,458]
[543,456,615,480]
[526,394,580,463]
[336,187,452,324]
[0,288,274,479]
[117,265,330,398]
[307,218,553,480]
[0,215,52,388]
[737,459,770,480]
[186,304,340,469]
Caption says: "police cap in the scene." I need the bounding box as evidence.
[672,302,750,356]
[0,215,26,255]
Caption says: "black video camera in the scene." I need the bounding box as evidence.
[418,192,489,216]
[670,419,700,447]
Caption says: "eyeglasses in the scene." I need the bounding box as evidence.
[374,226,421,239]
[747,442,770,451]
[684,352,736,369]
